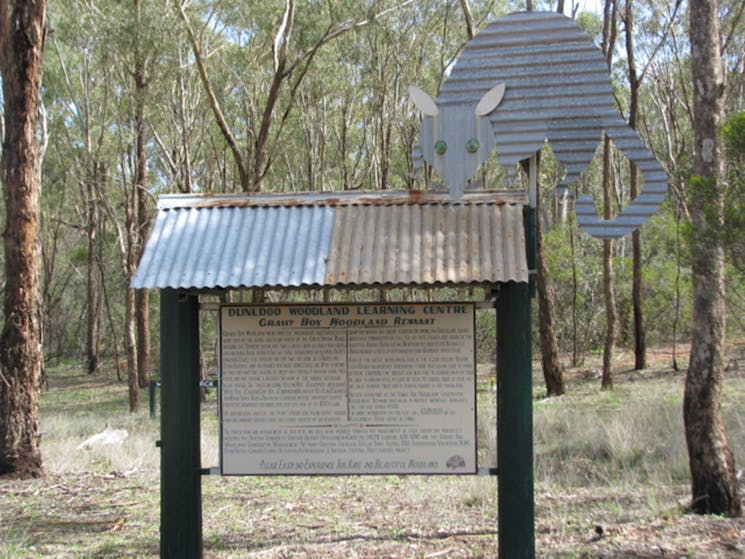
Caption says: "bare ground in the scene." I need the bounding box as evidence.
[1,471,743,558]
[1,346,744,558]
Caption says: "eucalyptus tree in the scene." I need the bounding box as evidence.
[623,0,644,370]
[175,0,506,194]
[45,1,118,375]
[106,0,181,409]
[684,0,742,518]
[131,0,156,393]
[521,0,566,396]
[148,35,229,195]
[44,0,181,409]
[534,154,565,395]
[599,0,619,390]
[175,0,402,193]
[38,24,94,363]
[633,2,689,368]
[149,45,205,194]
[616,0,683,371]
[0,0,48,477]
[357,0,501,191]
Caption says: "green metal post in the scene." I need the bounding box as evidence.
[160,289,203,558]
[496,280,535,558]
[523,206,537,298]
[149,380,158,418]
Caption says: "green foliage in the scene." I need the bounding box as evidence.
[574,11,603,40]
[722,111,745,159]
[636,208,693,344]
[539,199,696,357]
[28,0,745,365]
[540,220,605,360]
[723,111,745,270]
[475,309,496,364]
[68,245,88,267]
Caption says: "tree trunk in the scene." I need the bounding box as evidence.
[600,1,617,391]
[135,235,151,390]
[535,157,565,396]
[631,223,645,369]
[601,135,616,391]
[252,0,294,193]
[124,157,140,411]
[623,1,646,370]
[99,223,123,383]
[684,0,741,517]
[85,164,102,375]
[125,285,139,413]
[0,0,47,478]
[175,0,251,191]
[569,222,579,367]
[134,32,151,389]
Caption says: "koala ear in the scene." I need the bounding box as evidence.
[475,82,506,116]
[409,85,440,117]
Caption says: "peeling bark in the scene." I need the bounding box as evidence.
[0,0,48,478]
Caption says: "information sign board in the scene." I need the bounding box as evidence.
[219,303,476,475]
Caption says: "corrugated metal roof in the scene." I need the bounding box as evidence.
[426,11,667,239]
[131,190,529,290]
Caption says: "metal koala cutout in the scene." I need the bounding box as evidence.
[410,11,668,239]
[409,83,506,200]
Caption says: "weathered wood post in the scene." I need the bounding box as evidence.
[160,289,203,558]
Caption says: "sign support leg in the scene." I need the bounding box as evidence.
[496,281,535,558]
[160,289,203,558]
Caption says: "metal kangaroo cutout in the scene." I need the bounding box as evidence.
[410,11,668,239]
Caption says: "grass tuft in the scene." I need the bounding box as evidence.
[0,353,743,558]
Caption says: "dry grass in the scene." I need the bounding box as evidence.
[1,350,744,558]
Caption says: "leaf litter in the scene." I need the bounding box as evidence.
[1,351,744,557]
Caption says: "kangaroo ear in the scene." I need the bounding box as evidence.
[475,82,506,116]
[409,85,440,117]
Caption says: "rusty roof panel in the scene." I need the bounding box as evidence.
[154,189,528,209]
[132,191,528,290]
[324,202,527,286]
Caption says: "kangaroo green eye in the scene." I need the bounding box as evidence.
[466,138,480,153]
[434,140,448,155]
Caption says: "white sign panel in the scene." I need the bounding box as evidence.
[219,303,476,475]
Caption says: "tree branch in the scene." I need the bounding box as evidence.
[637,0,684,84]
[459,0,475,40]
[722,0,745,56]
[282,0,416,79]
[174,0,249,188]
